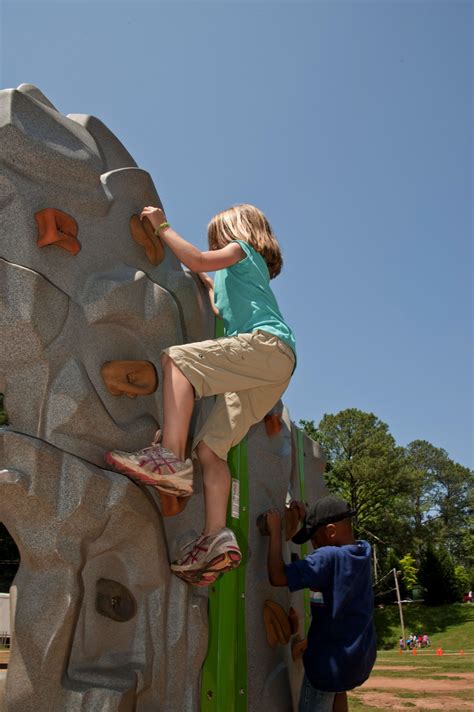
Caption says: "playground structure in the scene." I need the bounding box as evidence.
[0,85,327,711]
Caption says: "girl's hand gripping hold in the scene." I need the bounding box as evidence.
[140,206,168,232]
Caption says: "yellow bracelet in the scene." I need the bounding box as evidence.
[154,221,169,236]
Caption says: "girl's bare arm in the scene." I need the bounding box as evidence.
[140,206,244,271]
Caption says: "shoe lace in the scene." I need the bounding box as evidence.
[137,430,162,454]
[181,533,205,553]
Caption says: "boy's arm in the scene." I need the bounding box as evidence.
[140,206,244,271]
[266,509,288,587]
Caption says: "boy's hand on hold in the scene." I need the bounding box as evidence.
[266,508,282,536]
[140,206,167,231]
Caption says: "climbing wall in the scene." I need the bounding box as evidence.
[0,85,326,712]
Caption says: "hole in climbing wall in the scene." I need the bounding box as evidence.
[0,524,20,592]
[0,524,20,657]
[0,394,8,427]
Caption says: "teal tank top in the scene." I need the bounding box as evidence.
[213,240,296,358]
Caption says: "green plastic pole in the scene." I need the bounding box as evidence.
[201,320,249,711]
[296,428,311,634]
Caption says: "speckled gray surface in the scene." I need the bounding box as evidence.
[0,430,207,712]
[0,85,327,711]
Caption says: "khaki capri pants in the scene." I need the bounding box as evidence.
[163,330,295,461]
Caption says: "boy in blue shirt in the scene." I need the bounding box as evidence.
[265,495,376,712]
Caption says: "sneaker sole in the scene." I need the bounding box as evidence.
[104,452,193,498]
[171,547,242,584]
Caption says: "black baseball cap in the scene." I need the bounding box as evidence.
[291,495,356,544]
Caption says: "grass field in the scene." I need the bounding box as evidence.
[349,603,474,711]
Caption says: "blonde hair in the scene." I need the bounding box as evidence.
[207,204,283,279]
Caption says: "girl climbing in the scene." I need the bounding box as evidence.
[105,204,296,585]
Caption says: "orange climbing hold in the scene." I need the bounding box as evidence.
[263,600,292,647]
[291,636,308,662]
[264,412,282,437]
[101,360,158,397]
[130,214,164,265]
[35,208,80,255]
[159,491,188,517]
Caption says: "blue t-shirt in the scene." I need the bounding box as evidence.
[213,240,296,358]
[285,540,376,692]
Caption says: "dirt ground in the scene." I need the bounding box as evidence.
[350,661,474,711]
[354,691,473,710]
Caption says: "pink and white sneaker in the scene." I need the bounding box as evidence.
[171,528,242,585]
[104,441,193,498]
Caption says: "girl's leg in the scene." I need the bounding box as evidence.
[161,353,195,460]
[196,441,231,535]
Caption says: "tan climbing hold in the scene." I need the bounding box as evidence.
[291,635,308,661]
[263,600,292,647]
[130,214,164,265]
[101,360,158,397]
[35,208,80,255]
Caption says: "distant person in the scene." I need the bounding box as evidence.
[399,637,405,650]
[263,495,376,711]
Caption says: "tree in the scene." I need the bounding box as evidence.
[453,565,470,600]
[405,440,473,563]
[399,553,418,592]
[301,409,408,545]
[418,543,458,605]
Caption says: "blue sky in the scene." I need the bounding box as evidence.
[1,1,472,467]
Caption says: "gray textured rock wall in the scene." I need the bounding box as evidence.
[0,84,327,711]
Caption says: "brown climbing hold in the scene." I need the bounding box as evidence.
[283,504,301,541]
[264,412,282,437]
[263,600,292,647]
[291,635,308,661]
[158,491,188,517]
[101,360,158,397]
[130,214,164,265]
[35,208,80,255]
[95,578,137,622]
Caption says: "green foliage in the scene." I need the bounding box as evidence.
[301,409,408,544]
[453,565,470,599]
[301,410,473,602]
[399,553,418,591]
[419,543,459,605]
[374,602,474,650]
[405,440,473,561]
